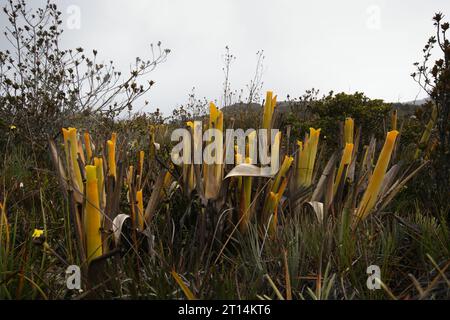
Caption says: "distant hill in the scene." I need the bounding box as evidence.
[401,98,430,106]
[222,98,428,117]
[391,98,430,116]
[221,101,296,115]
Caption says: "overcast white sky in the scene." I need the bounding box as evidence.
[2,0,450,114]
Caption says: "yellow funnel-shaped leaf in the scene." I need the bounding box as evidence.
[63,127,83,192]
[138,150,145,189]
[344,117,354,144]
[136,189,144,230]
[85,165,103,263]
[62,128,71,173]
[0,200,10,255]
[204,102,224,200]
[272,95,277,113]
[269,177,287,238]
[263,191,278,227]
[272,155,293,193]
[334,143,354,195]
[216,111,224,132]
[355,130,399,223]
[209,102,220,128]
[93,157,104,207]
[171,271,196,300]
[138,150,145,178]
[269,204,278,238]
[305,128,321,186]
[84,132,92,164]
[296,128,320,187]
[107,140,116,179]
[262,91,274,130]
[239,169,253,233]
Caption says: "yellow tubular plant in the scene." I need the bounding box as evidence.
[269,177,288,238]
[297,129,320,188]
[234,144,243,191]
[62,128,70,161]
[239,156,253,233]
[272,155,293,193]
[171,270,196,300]
[334,143,354,195]
[85,165,103,263]
[344,117,354,144]
[84,132,93,164]
[296,128,321,187]
[136,190,144,230]
[354,130,399,224]
[0,200,10,256]
[305,128,320,186]
[204,102,223,200]
[138,150,144,189]
[263,155,291,230]
[215,110,224,187]
[262,91,274,130]
[62,127,83,193]
[183,122,196,194]
[93,157,104,207]
[263,192,278,229]
[238,131,257,233]
[107,139,116,179]
[269,131,282,176]
[270,94,277,128]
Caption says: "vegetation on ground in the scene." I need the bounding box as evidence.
[0,0,449,299]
